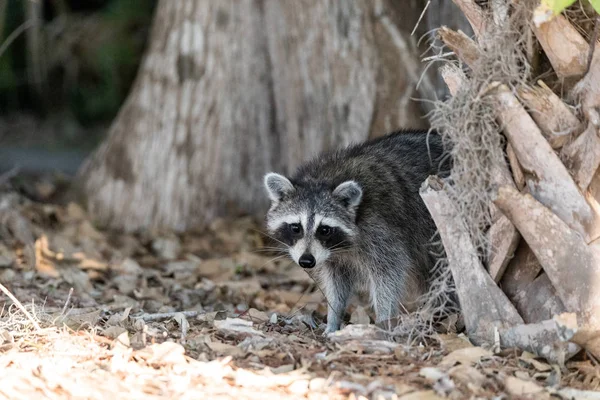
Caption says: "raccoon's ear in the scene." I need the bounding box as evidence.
[264,172,295,202]
[332,181,362,210]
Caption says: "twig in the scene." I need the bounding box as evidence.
[586,16,599,76]
[411,0,430,36]
[61,287,74,316]
[0,165,19,186]
[0,19,36,59]
[134,310,203,322]
[0,282,41,331]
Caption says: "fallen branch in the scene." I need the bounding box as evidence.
[134,310,204,322]
[494,185,600,358]
[493,83,600,243]
[438,27,480,67]
[498,319,580,364]
[0,282,41,331]
[450,0,488,40]
[561,122,600,191]
[420,176,523,345]
[517,81,580,149]
[532,14,591,80]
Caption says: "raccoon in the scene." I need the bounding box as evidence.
[263,129,451,334]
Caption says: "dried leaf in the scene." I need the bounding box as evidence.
[214,318,265,338]
[437,334,474,352]
[350,306,370,325]
[504,376,545,396]
[398,390,445,400]
[440,347,492,368]
[207,341,244,357]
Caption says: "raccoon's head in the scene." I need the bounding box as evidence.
[263,172,362,269]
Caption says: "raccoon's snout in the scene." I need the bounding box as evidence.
[298,254,316,269]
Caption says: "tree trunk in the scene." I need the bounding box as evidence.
[76,0,434,232]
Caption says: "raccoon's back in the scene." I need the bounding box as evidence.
[292,129,449,197]
[292,129,449,258]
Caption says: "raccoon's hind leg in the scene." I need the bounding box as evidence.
[369,272,407,330]
[321,265,353,334]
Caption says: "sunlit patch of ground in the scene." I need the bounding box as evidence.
[1,184,599,399]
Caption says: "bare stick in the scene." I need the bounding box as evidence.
[499,319,580,364]
[0,282,41,331]
[0,19,35,59]
[134,310,204,322]
[493,83,600,243]
[586,16,599,76]
[438,27,480,66]
[561,122,600,191]
[517,81,581,150]
[61,287,74,316]
[532,14,590,79]
[411,0,430,36]
[420,176,523,346]
[493,184,600,356]
[451,0,488,40]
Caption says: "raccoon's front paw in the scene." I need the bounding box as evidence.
[323,323,340,337]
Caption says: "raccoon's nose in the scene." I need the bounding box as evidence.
[298,254,316,269]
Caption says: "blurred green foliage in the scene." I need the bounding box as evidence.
[0,0,157,126]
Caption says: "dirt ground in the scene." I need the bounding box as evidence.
[1,177,600,400]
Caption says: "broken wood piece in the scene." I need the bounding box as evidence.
[499,319,580,364]
[493,83,600,243]
[511,272,566,324]
[493,185,597,313]
[561,122,600,191]
[493,185,600,359]
[486,215,520,283]
[532,14,592,80]
[518,81,581,149]
[420,176,523,346]
[506,144,525,190]
[500,240,542,301]
[573,46,600,128]
[450,0,488,40]
[438,27,480,67]
[440,64,466,97]
[554,312,600,361]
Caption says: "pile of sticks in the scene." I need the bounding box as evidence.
[421,0,600,363]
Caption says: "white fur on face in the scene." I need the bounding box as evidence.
[315,215,354,236]
[289,238,306,264]
[311,240,330,265]
[266,214,301,232]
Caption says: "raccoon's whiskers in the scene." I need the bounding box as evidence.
[251,228,289,248]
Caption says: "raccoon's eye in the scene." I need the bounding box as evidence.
[289,223,302,234]
[317,225,333,237]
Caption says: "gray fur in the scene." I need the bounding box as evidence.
[263,130,451,334]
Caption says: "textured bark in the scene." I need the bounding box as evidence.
[420,176,523,346]
[438,27,479,67]
[76,0,433,231]
[493,84,600,244]
[512,272,566,324]
[494,185,600,359]
[517,81,580,149]
[532,14,592,80]
[500,240,542,301]
[424,0,474,100]
[499,319,580,364]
